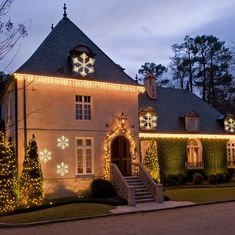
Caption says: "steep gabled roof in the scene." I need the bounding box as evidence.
[139,87,225,134]
[16,17,136,85]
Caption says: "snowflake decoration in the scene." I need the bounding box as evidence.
[57,162,69,176]
[139,112,157,130]
[72,52,95,77]
[57,136,69,150]
[39,149,52,163]
[224,117,235,133]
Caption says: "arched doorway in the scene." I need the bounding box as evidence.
[111,135,131,176]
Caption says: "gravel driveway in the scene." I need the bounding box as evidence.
[1,202,235,235]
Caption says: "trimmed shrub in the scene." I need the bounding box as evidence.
[193,173,203,185]
[208,174,216,184]
[166,174,179,185]
[222,173,230,183]
[178,173,187,185]
[91,179,116,198]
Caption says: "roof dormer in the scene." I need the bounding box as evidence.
[70,45,95,78]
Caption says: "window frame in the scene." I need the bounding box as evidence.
[186,139,203,169]
[227,140,235,168]
[75,137,94,176]
[75,95,92,121]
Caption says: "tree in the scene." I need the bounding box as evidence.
[170,34,233,112]
[0,0,28,61]
[143,140,160,183]
[193,35,232,106]
[19,135,44,207]
[0,133,17,215]
[170,35,196,92]
[137,62,169,87]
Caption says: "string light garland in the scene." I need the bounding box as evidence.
[14,73,145,93]
[104,122,138,179]
[139,133,234,140]
[143,140,161,183]
[0,133,17,215]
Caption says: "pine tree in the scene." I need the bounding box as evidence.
[143,140,161,183]
[19,135,44,207]
[0,133,18,215]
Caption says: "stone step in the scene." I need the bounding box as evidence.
[123,175,155,204]
[136,198,155,203]
[135,194,153,200]
[135,191,150,196]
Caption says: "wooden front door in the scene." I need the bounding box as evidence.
[111,136,131,176]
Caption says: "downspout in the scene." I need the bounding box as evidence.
[14,76,18,176]
[23,78,27,153]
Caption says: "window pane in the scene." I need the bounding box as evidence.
[77,139,83,146]
[75,95,82,102]
[84,104,91,120]
[86,139,91,146]
[77,149,83,174]
[84,96,90,103]
[76,104,83,119]
[86,149,92,173]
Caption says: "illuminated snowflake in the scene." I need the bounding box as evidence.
[73,52,95,77]
[57,136,69,150]
[57,162,69,176]
[139,112,157,130]
[39,149,52,163]
[224,117,235,133]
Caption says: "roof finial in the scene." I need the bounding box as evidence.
[63,3,67,18]
[51,23,54,30]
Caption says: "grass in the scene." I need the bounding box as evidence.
[0,203,115,224]
[164,187,235,203]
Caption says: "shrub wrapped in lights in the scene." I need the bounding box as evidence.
[19,135,44,207]
[0,133,18,215]
[143,140,161,183]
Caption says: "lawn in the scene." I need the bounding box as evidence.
[164,187,235,203]
[0,203,114,224]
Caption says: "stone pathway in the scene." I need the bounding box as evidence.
[111,201,195,214]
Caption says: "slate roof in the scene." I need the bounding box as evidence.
[139,87,226,134]
[16,16,137,86]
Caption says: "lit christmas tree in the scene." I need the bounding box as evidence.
[143,140,161,183]
[0,133,18,215]
[19,135,44,207]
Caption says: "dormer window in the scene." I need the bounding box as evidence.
[224,115,235,133]
[183,111,199,132]
[70,45,95,77]
[139,106,157,131]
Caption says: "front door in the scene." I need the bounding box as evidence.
[111,136,131,176]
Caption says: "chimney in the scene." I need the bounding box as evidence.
[144,74,156,99]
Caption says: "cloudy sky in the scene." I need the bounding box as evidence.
[1,0,235,78]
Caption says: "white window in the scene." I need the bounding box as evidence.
[75,95,91,120]
[186,139,203,169]
[227,140,235,167]
[76,138,93,174]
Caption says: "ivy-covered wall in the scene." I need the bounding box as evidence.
[201,139,228,176]
[141,138,228,178]
[156,138,187,176]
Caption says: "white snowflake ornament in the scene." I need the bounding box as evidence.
[57,136,69,150]
[224,117,235,133]
[39,149,52,163]
[139,112,157,130]
[57,162,69,176]
[72,52,95,77]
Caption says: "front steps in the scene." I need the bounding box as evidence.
[124,176,155,204]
